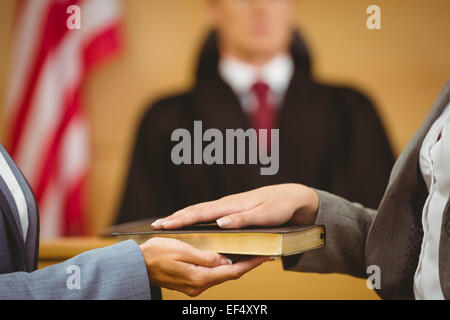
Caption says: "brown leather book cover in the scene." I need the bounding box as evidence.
[107,217,321,235]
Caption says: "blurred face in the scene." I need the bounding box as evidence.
[208,0,295,65]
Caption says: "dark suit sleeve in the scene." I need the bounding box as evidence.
[283,189,377,278]
[283,190,376,278]
[115,103,180,225]
[327,89,395,209]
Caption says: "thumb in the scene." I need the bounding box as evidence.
[180,246,232,267]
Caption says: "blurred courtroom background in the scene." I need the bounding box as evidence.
[0,0,449,299]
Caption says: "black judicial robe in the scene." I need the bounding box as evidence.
[116,31,395,225]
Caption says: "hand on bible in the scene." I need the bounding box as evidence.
[151,183,319,230]
[139,237,269,297]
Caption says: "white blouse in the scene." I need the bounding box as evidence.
[414,102,450,299]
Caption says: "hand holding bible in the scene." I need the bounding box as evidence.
[139,237,269,297]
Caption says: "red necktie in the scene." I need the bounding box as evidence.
[250,81,276,152]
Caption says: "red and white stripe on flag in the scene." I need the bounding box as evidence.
[4,0,122,238]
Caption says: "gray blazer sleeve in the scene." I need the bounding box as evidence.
[0,240,151,300]
[282,189,377,278]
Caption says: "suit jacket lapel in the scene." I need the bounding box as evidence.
[10,166,39,272]
[367,80,450,299]
[0,176,27,271]
[0,144,39,271]
[385,83,450,190]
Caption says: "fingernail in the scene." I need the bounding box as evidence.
[220,258,233,265]
[216,217,232,228]
[270,256,279,261]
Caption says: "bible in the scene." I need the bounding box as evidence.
[109,218,325,256]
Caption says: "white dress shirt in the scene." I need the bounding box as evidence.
[0,149,29,241]
[414,102,450,299]
[218,53,294,113]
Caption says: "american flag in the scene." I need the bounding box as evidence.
[4,0,122,238]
